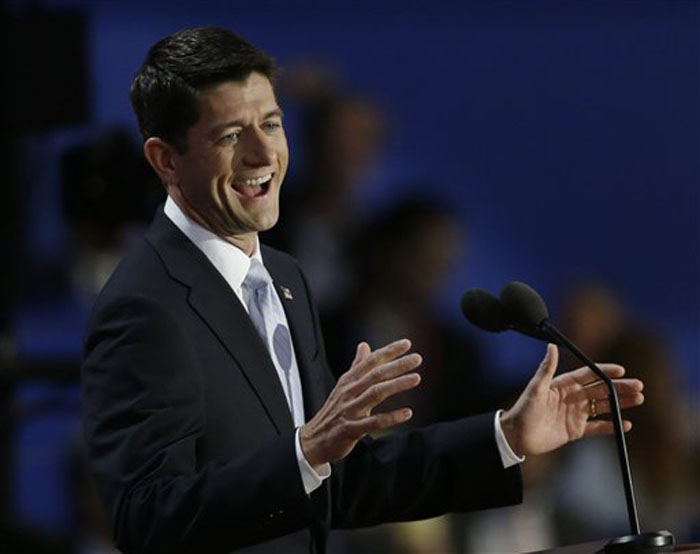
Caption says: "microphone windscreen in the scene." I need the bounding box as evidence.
[500,281,549,331]
[460,289,508,333]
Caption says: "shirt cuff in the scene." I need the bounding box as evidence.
[494,409,525,469]
[295,427,331,495]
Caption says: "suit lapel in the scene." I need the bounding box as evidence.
[146,209,294,433]
[188,274,295,433]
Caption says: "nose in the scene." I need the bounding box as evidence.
[242,127,276,167]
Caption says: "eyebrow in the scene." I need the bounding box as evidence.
[211,108,284,135]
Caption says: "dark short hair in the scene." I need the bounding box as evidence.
[130,26,276,152]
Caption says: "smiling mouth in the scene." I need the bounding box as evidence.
[231,173,273,199]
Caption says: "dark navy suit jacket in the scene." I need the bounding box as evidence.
[82,208,522,554]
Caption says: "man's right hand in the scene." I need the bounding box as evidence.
[299,339,422,471]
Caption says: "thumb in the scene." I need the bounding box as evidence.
[530,343,558,392]
[351,341,372,367]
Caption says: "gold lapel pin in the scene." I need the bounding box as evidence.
[280,286,293,300]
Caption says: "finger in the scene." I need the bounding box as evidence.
[529,344,559,393]
[344,407,414,437]
[350,342,372,368]
[565,363,625,387]
[346,353,423,397]
[568,379,644,403]
[585,393,645,416]
[348,338,412,378]
[346,372,422,414]
[585,377,644,394]
[582,419,632,438]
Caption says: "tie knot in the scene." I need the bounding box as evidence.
[243,258,272,291]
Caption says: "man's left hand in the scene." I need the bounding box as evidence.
[500,344,644,457]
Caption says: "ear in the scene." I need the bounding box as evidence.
[143,137,180,188]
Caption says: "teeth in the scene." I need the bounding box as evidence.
[235,174,272,187]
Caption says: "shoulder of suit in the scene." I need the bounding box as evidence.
[259,243,314,297]
[260,243,303,270]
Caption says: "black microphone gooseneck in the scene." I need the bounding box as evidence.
[498,282,641,538]
[541,322,640,527]
[540,321,677,553]
[461,283,675,553]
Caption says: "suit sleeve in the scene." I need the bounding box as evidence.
[82,295,313,554]
[330,414,523,528]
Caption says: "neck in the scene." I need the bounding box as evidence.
[169,191,257,257]
[222,233,257,257]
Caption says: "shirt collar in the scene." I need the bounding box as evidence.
[164,196,263,292]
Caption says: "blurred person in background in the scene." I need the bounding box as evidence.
[610,329,699,539]
[558,284,626,370]
[323,196,494,426]
[61,128,164,299]
[456,454,559,553]
[322,196,492,553]
[552,283,699,544]
[61,130,162,553]
[269,89,386,314]
[4,128,161,553]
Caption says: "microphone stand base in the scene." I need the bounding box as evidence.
[605,531,675,553]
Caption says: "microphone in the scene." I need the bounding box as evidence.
[460,288,508,333]
[499,281,549,331]
[462,281,675,553]
[460,288,552,342]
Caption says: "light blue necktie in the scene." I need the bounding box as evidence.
[242,259,299,421]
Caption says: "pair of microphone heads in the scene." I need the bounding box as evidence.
[460,281,553,342]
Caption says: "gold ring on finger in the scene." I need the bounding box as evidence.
[589,398,597,418]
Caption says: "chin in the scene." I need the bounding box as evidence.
[259,216,280,232]
[258,207,280,230]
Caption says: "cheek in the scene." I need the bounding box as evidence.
[276,133,289,168]
[185,156,234,204]
[278,149,290,178]
[200,153,236,191]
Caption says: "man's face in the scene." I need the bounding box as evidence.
[169,72,288,249]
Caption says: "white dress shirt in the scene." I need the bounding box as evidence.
[163,196,522,496]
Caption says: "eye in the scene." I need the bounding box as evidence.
[218,131,241,145]
[262,120,282,133]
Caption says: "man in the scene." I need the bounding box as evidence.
[82,27,645,554]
